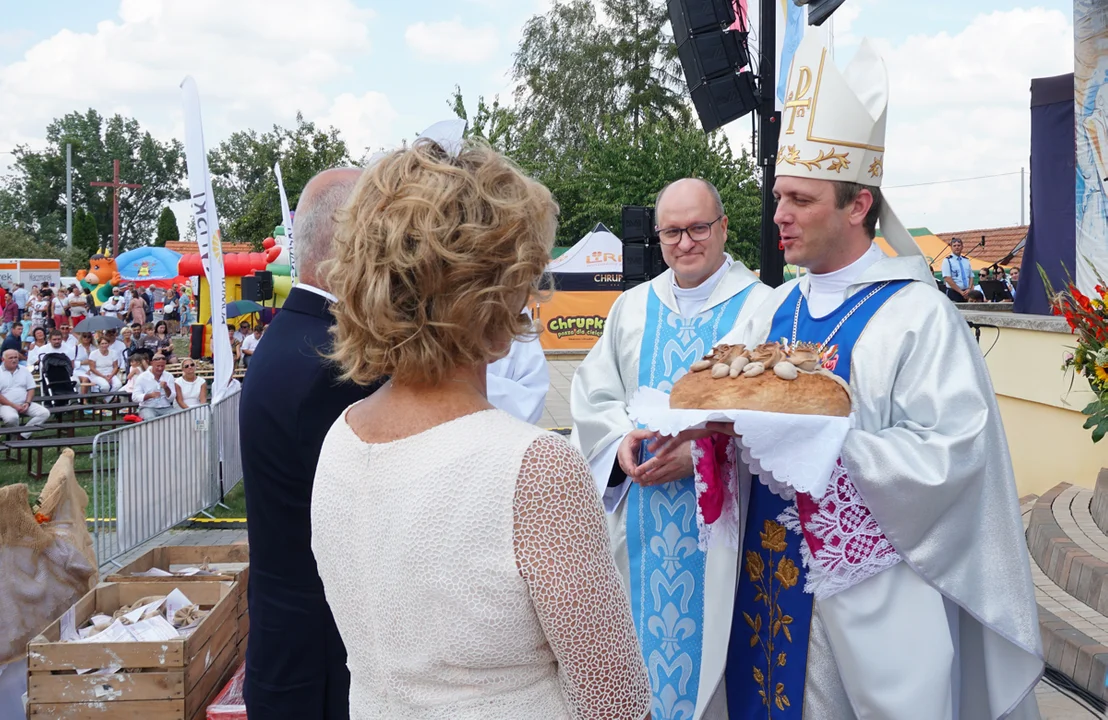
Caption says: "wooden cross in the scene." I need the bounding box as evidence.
[90,159,142,257]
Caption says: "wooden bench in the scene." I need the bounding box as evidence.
[0,419,130,438]
[4,436,97,479]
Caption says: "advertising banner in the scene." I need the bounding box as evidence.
[534,291,622,351]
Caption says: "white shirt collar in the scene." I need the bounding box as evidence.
[296,283,337,303]
[669,255,733,318]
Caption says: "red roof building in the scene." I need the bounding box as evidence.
[933,226,1027,267]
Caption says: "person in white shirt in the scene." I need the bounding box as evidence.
[59,324,77,355]
[233,320,251,345]
[87,337,121,393]
[100,289,125,318]
[106,329,127,365]
[0,349,50,437]
[132,355,176,420]
[66,287,87,322]
[174,360,208,408]
[51,291,67,329]
[28,330,69,373]
[240,325,263,368]
[11,284,28,313]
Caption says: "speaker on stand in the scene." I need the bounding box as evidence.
[622,205,663,291]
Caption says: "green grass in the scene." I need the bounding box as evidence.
[208,482,247,518]
[0,426,99,506]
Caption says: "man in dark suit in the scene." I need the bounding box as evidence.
[240,168,379,719]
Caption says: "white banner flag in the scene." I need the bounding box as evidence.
[180,76,233,403]
[273,162,296,281]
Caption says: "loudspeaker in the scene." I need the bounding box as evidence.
[622,205,655,242]
[650,245,666,278]
[677,29,749,90]
[690,71,759,132]
[623,244,651,279]
[241,276,259,302]
[667,0,735,45]
[255,270,273,301]
[189,323,205,360]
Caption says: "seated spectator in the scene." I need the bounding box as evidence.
[121,355,149,394]
[73,333,95,394]
[240,325,263,368]
[174,360,208,408]
[24,328,48,369]
[966,289,986,303]
[88,336,122,392]
[152,321,174,362]
[138,323,159,353]
[0,349,50,438]
[30,330,71,374]
[228,326,242,366]
[233,320,251,344]
[131,355,176,420]
[0,323,23,361]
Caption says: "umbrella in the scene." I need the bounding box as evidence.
[207,300,265,322]
[72,316,124,333]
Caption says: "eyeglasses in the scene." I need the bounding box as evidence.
[656,215,724,246]
[182,364,195,369]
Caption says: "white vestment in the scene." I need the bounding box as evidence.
[487,334,549,425]
[721,252,1044,719]
[571,259,770,720]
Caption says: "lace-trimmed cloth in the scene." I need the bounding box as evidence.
[312,409,651,720]
[782,458,901,599]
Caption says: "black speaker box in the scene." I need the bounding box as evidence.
[622,205,656,242]
[255,270,274,301]
[667,0,736,45]
[241,276,259,302]
[623,244,651,279]
[677,29,749,89]
[189,323,205,360]
[690,71,759,132]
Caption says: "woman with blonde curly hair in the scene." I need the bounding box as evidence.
[310,135,651,719]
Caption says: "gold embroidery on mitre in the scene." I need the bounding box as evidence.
[799,47,887,153]
[784,66,814,136]
[777,144,850,173]
[869,157,883,178]
[745,519,798,713]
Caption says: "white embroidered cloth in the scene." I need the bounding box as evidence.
[627,386,852,499]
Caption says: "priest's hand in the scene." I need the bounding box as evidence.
[634,441,695,486]
[617,429,655,477]
[645,422,740,462]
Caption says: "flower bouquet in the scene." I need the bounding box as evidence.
[1044,268,1108,441]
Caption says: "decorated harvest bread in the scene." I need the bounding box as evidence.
[669,341,852,417]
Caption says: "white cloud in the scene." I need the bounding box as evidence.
[877,8,1073,232]
[315,91,399,160]
[405,19,499,65]
[0,0,383,177]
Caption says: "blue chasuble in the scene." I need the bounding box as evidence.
[725,280,910,718]
[628,283,752,720]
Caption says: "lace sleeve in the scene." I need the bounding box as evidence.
[513,433,652,720]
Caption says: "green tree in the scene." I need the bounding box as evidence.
[0,226,89,274]
[155,206,179,247]
[71,208,101,260]
[3,109,186,250]
[208,114,351,248]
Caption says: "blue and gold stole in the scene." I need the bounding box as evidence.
[629,283,753,720]
[725,280,909,718]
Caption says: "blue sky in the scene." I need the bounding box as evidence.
[0,0,1080,233]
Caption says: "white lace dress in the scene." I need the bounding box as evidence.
[311,408,651,720]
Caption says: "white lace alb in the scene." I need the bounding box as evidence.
[779,458,901,599]
[311,409,651,720]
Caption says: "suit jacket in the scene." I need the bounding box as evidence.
[240,287,381,719]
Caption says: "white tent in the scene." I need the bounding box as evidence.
[547,223,623,284]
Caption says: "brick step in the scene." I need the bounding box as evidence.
[1024,490,1108,700]
[1091,469,1108,537]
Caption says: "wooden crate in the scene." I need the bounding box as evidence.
[27,581,241,719]
[105,545,249,584]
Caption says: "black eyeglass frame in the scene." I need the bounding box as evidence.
[655,215,724,246]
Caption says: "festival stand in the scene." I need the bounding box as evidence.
[533,223,623,352]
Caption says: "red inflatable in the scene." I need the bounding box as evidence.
[177,247,281,278]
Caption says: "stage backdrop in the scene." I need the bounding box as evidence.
[1016,74,1075,316]
[1075,0,1108,296]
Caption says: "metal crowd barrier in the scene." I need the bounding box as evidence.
[90,388,242,566]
